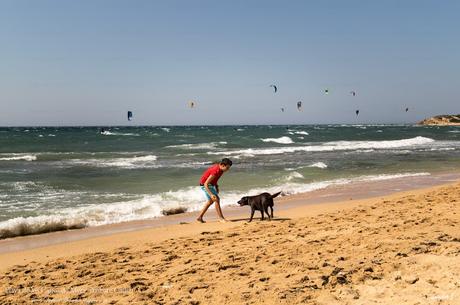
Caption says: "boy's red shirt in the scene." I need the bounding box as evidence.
[199,164,223,185]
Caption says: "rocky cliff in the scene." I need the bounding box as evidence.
[418,114,460,126]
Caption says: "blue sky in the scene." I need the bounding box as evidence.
[0,0,459,126]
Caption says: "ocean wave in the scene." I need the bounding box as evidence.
[209,136,435,156]
[0,187,202,239]
[308,162,328,169]
[166,142,227,150]
[281,171,304,182]
[0,154,37,161]
[69,155,158,169]
[423,148,456,152]
[173,161,213,168]
[101,131,140,136]
[288,130,309,136]
[233,153,256,159]
[295,131,309,135]
[261,136,294,144]
[0,172,431,239]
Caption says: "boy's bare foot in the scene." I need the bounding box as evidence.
[196,218,206,223]
[219,218,230,223]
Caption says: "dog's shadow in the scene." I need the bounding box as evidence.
[230,217,291,222]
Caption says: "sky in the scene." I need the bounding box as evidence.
[0,0,459,126]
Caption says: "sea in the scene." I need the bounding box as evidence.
[1,124,460,238]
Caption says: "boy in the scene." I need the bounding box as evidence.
[196,158,232,223]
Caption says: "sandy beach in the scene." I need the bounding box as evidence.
[1,178,460,304]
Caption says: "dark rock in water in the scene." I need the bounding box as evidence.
[162,207,187,216]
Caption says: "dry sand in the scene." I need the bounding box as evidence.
[1,182,460,304]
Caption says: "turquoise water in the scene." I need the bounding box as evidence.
[1,125,459,238]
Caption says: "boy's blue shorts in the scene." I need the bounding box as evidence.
[200,185,218,200]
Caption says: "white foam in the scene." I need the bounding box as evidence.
[295,131,309,135]
[161,128,171,133]
[354,149,375,153]
[261,136,294,144]
[0,187,204,235]
[209,136,435,156]
[166,142,226,150]
[282,171,304,182]
[69,155,158,169]
[10,181,40,192]
[0,154,37,161]
[308,162,328,169]
[233,153,255,159]
[101,131,139,136]
[425,148,456,151]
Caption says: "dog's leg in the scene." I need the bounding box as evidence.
[264,206,271,221]
[260,210,264,221]
[270,206,274,218]
[249,208,255,222]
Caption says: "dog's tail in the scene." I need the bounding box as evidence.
[271,191,282,199]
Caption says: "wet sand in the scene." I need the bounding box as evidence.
[1,175,460,304]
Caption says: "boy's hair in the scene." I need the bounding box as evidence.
[220,158,233,167]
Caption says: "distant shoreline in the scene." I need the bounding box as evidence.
[418,114,460,126]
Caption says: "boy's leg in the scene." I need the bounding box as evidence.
[214,199,227,221]
[197,199,213,222]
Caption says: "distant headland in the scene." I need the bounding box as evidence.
[418,114,460,126]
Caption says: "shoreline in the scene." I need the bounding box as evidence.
[0,171,459,272]
[1,176,459,304]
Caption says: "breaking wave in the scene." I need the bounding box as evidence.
[209,137,435,156]
[0,154,37,161]
[260,136,294,144]
[0,172,430,239]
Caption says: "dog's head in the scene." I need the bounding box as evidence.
[237,196,249,206]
